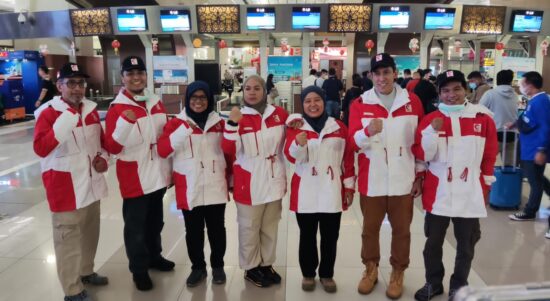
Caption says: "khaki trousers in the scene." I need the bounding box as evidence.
[236,200,282,270]
[52,201,100,296]
[360,194,413,271]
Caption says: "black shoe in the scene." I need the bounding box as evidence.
[186,269,207,287]
[244,267,271,288]
[133,273,153,291]
[414,283,444,301]
[260,266,281,284]
[81,272,109,286]
[150,257,175,271]
[212,268,226,284]
[509,212,536,221]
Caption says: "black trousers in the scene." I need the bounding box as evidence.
[122,187,167,275]
[182,203,227,271]
[423,213,481,290]
[522,160,550,216]
[296,212,342,278]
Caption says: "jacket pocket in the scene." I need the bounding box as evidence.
[241,132,259,158]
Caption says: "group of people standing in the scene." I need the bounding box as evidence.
[33,50,549,301]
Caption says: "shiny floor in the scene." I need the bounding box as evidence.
[0,121,549,301]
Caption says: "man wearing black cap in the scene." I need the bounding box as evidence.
[412,70,497,301]
[349,53,424,299]
[104,56,174,291]
[34,63,109,301]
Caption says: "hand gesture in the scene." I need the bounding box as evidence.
[296,131,308,146]
[431,117,444,131]
[92,155,108,173]
[229,106,242,123]
[35,101,41,108]
[288,119,304,129]
[122,110,137,122]
[535,151,547,166]
[410,177,423,198]
[345,190,354,206]
[367,119,383,136]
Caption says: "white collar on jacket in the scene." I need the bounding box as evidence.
[241,104,276,120]
[360,84,410,113]
[110,88,162,112]
[176,110,222,132]
[286,113,341,138]
[34,96,97,120]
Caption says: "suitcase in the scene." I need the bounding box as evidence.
[453,282,550,301]
[489,129,522,210]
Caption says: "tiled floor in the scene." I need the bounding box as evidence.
[0,120,549,301]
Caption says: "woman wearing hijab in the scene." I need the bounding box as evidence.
[157,81,231,287]
[222,75,289,287]
[283,86,356,293]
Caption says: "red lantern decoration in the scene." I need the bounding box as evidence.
[111,39,121,55]
[502,51,508,57]
[289,48,294,56]
[495,42,505,51]
[218,40,227,49]
[468,49,475,61]
[365,39,375,54]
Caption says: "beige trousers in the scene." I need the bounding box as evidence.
[51,201,100,296]
[236,200,282,270]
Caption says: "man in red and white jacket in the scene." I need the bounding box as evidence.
[349,53,424,299]
[34,63,109,301]
[104,56,173,291]
[412,70,497,301]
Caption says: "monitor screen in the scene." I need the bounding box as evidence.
[247,7,276,30]
[292,7,321,30]
[424,7,456,30]
[510,10,543,33]
[117,8,148,32]
[379,6,410,29]
[160,9,191,32]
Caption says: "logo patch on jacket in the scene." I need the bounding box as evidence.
[473,123,482,133]
[273,115,280,123]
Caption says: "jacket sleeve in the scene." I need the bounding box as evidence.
[104,107,134,155]
[221,121,241,156]
[284,127,308,164]
[412,114,439,162]
[342,125,356,191]
[157,118,193,158]
[481,115,498,187]
[33,108,79,158]
[348,101,373,152]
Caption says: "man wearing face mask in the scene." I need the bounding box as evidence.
[508,71,550,221]
[467,71,491,105]
[104,56,174,291]
[412,70,498,301]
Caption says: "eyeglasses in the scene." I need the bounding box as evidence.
[63,80,87,89]
[190,95,208,102]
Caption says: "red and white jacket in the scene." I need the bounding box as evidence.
[284,114,355,213]
[104,89,171,199]
[222,105,288,205]
[349,85,424,197]
[157,111,231,210]
[412,103,498,218]
[33,96,108,212]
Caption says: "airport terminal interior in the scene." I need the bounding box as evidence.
[0,0,550,300]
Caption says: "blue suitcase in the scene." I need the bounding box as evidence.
[489,130,522,210]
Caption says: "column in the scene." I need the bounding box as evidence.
[138,34,154,90]
[181,34,195,83]
[420,33,434,69]
[377,32,389,54]
[301,33,311,83]
[441,39,450,71]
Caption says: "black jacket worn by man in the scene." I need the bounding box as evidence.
[322,76,344,102]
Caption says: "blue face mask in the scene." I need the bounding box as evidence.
[439,103,466,113]
[468,82,477,90]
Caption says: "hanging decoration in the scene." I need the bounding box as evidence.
[322,38,330,52]
[365,39,375,54]
[280,38,289,53]
[192,38,202,48]
[495,42,504,51]
[111,39,120,55]
[152,38,159,53]
[541,40,549,56]
[454,40,462,53]
[38,44,48,56]
[340,49,346,56]
[409,38,419,53]
[468,49,475,61]
[502,51,508,57]
[218,39,227,49]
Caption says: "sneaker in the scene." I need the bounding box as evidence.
[244,267,271,288]
[212,267,226,285]
[81,272,109,286]
[301,277,316,291]
[64,290,92,301]
[260,266,281,284]
[509,212,536,221]
[414,283,444,301]
[448,288,458,301]
[357,261,378,295]
[186,269,207,287]
[150,257,175,271]
[133,273,153,291]
[386,269,404,299]
[320,278,337,293]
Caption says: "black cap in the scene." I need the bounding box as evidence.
[121,56,146,73]
[436,70,467,90]
[370,53,396,72]
[58,63,89,79]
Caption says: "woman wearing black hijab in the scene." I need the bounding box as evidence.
[283,85,356,293]
[157,81,230,287]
